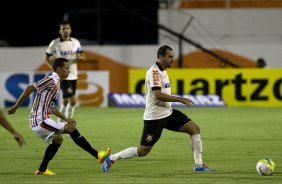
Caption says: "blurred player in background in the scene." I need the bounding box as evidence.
[0,110,26,147]
[8,58,110,175]
[256,58,267,68]
[44,20,85,120]
[102,45,214,173]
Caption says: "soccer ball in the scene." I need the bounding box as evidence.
[256,158,275,176]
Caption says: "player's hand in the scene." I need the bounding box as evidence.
[182,98,193,107]
[13,132,26,147]
[7,105,18,115]
[65,118,76,125]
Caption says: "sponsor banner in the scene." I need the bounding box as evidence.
[0,71,109,108]
[109,93,226,107]
[129,68,282,107]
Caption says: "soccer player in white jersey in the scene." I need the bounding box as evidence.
[102,45,214,172]
[8,58,110,175]
[44,20,85,120]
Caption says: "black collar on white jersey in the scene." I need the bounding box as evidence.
[156,61,165,71]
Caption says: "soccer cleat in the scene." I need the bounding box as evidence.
[98,148,111,164]
[102,155,114,173]
[193,164,215,172]
[35,169,56,175]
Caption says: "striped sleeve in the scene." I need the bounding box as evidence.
[34,77,55,93]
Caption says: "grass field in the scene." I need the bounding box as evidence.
[0,107,281,184]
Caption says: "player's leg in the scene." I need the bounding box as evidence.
[109,119,164,162]
[36,135,63,175]
[175,110,214,172]
[102,119,164,172]
[59,80,77,120]
[65,80,77,118]
[58,80,70,121]
[64,123,110,163]
[66,95,76,118]
[110,147,139,161]
[102,146,141,173]
[178,121,203,166]
[34,119,66,175]
[58,98,68,118]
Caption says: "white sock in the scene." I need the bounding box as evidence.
[57,105,66,121]
[191,134,203,166]
[66,104,75,118]
[110,147,138,162]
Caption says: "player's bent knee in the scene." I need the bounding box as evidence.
[180,121,201,134]
[53,135,64,144]
[64,124,76,134]
[188,121,200,133]
[194,124,200,133]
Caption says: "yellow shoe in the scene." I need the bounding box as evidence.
[35,169,56,175]
[98,148,111,164]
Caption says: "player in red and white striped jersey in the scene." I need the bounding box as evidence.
[8,58,110,175]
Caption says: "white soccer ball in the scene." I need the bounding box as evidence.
[256,158,275,176]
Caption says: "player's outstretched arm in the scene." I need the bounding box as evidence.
[7,84,36,114]
[154,90,193,107]
[52,107,76,125]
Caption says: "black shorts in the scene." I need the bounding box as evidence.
[60,80,77,98]
[140,109,191,146]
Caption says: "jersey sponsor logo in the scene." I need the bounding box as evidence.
[109,93,226,107]
[60,50,77,55]
[152,69,159,85]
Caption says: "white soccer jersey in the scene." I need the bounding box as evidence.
[143,62,172,120]
[46,38,83,80]
[29,72,60,129]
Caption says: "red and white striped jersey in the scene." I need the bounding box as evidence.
[29,72,60,128]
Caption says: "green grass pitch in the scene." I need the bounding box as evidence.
[0,107,281,184]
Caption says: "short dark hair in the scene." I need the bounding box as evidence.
[52,58,69,71]
[157,45,172,59]
[59,20,70,28]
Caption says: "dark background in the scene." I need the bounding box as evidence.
[0,0,159,46]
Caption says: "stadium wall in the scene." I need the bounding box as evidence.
[1,9,282,107]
